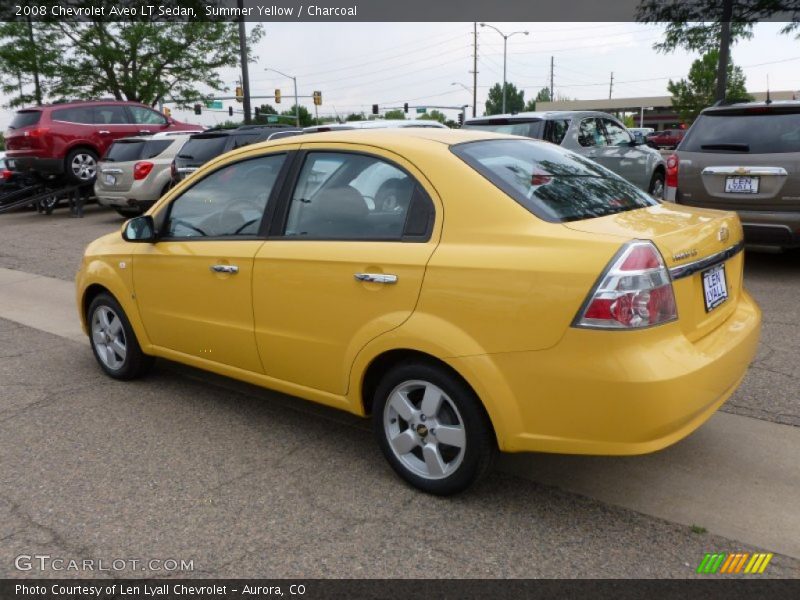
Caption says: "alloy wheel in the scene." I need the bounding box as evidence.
[91,305,127,370]
[71,153,97,181]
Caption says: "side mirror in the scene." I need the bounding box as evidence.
[122,215,156,243]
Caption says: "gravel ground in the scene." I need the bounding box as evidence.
[1,317,798,579]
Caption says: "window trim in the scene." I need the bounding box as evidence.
[268,149,435,243]
[155,151,294,243]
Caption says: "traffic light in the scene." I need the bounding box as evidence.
[404,103,408,114]
[275,89,281,104]
[255,107,260,117]
[193,104,202,115]
[163,107,171,118]
[235,86,243,103]
[313,91,322,106]
[372,104,379,115]
[228,106,233,117]
[458,111,464,126]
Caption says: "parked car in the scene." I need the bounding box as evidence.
[646,128,686,150]
[95,132,199,217]
[4,100,199,185]
[665,101,800,248]
[171,125,294,184]
[463,111,666,198]
[77,129,760,495]
[628,127,654,144]
[0,152,36,202]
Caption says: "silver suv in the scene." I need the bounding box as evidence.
[95,132,199,216]
[463,111,666,198]
[665,101,800,248]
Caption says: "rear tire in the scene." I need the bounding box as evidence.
[87,293,153,380]
[65,148,98,184]
[372,361,496,495]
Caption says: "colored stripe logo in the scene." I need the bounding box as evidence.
[696,552,773,574]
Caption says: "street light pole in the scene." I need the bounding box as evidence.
[265,67,299,127]
[480,23,528,114]
[237,0,251,124]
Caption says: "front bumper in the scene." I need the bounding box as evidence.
[450,289,761,455]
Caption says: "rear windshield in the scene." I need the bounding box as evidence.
[8,110,41,130]
[463,118,544,139]
[104,139,173,162]
[176,136,229,162]
[451,139,657,223]
[681,109,800,153]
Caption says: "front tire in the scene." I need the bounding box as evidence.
[372,361,496,495]
[649,170,665,200]
[87,293,153,380]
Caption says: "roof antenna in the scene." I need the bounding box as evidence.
[766,75,772,105]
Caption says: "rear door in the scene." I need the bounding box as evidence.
[252,144,440,395]
[91,105,140,146]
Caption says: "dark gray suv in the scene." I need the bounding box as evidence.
[665,101,800,248]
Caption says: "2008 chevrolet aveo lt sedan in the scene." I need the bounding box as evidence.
[76,129,761,495]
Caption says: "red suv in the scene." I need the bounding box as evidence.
[5,100,198,184]
[645,128,686,150]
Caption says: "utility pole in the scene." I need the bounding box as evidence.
[472,22,478,118]
[237,0,252,124]
[609,72,614,100]
[25,16,42,105]
[549,56,554,102]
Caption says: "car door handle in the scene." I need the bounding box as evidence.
[139,130,151,134]
[210,264,239,274]
[98,130,110,135]
[354,273,397,284]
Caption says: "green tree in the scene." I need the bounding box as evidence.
[0,10,264,107]
[384,109,406,120]
[622,114,635,128]
[667,50,752,124]
[485,82,524,116]
[418,110,447,124]
[524,87,551,111]
[280,105,314,127]
[346,112,366,121]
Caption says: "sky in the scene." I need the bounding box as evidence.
[2,21,800,129]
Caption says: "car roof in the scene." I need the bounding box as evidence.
[152,130,204,138]
[701,99,800,114]
[464,110,620,122]
[17,99,153,111]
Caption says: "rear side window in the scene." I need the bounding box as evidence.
[463,119,544,139]
[177,136,229,162]
[451,139,657,223]
[681,110,800,153]
[52,107,94,124]
[104,140,146,162]
[544,120,570,144]
[142,139,173,158]
[9,111,41,129]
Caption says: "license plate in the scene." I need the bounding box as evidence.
[104,173,116,185]
[702,264,728,312]
[725,176,759,194]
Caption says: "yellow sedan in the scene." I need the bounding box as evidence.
[76,129,761,495]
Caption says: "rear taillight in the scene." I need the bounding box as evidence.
[574,241,677,329]
[666,153,679,188]
[133,161,154,180]
[27,127,49,138]
[1,169,12,180]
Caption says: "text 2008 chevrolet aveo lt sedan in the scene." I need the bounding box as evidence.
[76,129,761,495]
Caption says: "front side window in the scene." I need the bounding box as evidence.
[284,152,424,240]
[578,118,606,147]
[602,120,632,146]
[452,139,657,223]
[165,154,286,238]
[129,105,167,126]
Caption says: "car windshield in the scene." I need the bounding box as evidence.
[463,119,544,138]
[8,110,41,130]
[452,139,657,223]
[681,108,800,154]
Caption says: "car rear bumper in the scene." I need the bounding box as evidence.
[6,156,63,177]
[450,289,761,455]
[96,194,155,211]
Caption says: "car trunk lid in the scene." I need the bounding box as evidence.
[564,203,744,341]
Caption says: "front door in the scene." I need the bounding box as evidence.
[133,152,290,373]
[252,146,440,395]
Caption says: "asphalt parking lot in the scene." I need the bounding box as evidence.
[0,205,798,578]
